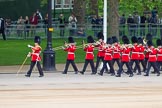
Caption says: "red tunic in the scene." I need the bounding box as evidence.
[156,47,162,61]
[138,45,145,60]
[96,42,105,57]
[31,46,41,61]
[131,44,139,60]
[148,47,157,62]
[112,43,121,59]
[120,46,130,62]
[64,44,76,60]
[84,44,94,60]
[104,46,113,61]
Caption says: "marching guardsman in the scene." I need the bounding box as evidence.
[112,36,121,70]
[62,37,79,74]
[130,36,141,75]
[116,38,133,77]
[80,36,96,75]
[25,36,44,77]
[95,32,108,72]
[98,37,115,76]
[144,40,160,76]
[156,39,162,71]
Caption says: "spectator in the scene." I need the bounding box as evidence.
[24,16,30,38]
[127,14,135,36]
[5,18,11,36]
[58,14,65,37]
[0,17,6,40]
[140,14,146,36]
[77,27,86,37]
[36,9,43,21]
[68,13,77,36]
[43,13,48,36]
[17,16,24,37]
[91,15,97,37]
[30,12,38,36]
[119,14,126,36]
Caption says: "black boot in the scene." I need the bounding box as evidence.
[129,74,134,77]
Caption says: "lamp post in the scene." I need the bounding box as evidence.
[43,0,56,71]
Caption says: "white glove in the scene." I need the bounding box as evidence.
[27,52,31,57]
[27,44,33,48]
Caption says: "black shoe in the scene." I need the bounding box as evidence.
[129,74,133,77]
[151,71,156,74]
[137,72,141,75]
[144,74,149,76]
[110,73,115,76]
[75,71,78,74]
[25,74,30,77]
[91,72,96,75]
[80,71,84,75]
[39,75,44,77]
[116,74,121,77]
[157,73,160,76]
[125,72,130,75]
[98,73,103,76]
[62,72,67,74]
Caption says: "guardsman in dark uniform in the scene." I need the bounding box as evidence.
[116,38,133,77]
[144,40,160,76]
[25,36,44,77]
[98,37,115,76]
[112,36,121,70]
[156,39,162,71]
[0,17,6,40]
[95,32,108,73]
[130,36,141,75]
[62,37,79,74]
[80,36,96,75]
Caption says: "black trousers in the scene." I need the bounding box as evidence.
[95,56,108,72]
[130,60,141,73]
[100,60,115,75]
[134,60,146,72]
[0,30,6,40]
[112,59,120,70]
[145,62,160,75]
[117,62,133,75]
[82,59,96,73]
[27,61,44,76]
[63,60,78,73]
[157,61,162,71]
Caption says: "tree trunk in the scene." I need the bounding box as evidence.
[108,0,119,39]
[73,0,86,25]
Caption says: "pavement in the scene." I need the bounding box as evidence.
[0,64,162,108]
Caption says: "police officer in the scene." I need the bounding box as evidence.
[25,36,44,77]
[62,37,79,74]
[0,17,6,40]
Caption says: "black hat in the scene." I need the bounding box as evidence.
[146,33,152,41]
[138,37,143,44]
[87,36,94,43]
[156,39,162,46]
[122,35,128,43]
[34,36,41,44]
[68,36,74,43]
[97,31,104,40]
[131,36,138,43]
[124,38,130,44]
[112,36,118,43]
[147,40,153,46]
[106,37,113,44]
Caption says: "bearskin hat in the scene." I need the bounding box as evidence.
[146,33,152,41]
[147,40,153,46]
[156,39,162,46]
[87,36,94,43]
[124,38,130,44]
[68,36,74,43]
[122,35,128,43]
[131,36,138,43]
[137,37,143,44]
[112,36,118,43]
[34,36,41,44]
[106,37,113,44]
[97,31,104,40]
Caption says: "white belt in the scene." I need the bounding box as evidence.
[132,52,138,54]
[105,53,111,55]
[139,53,144,54]
[99,50,103,51]
[149,55,156,57]
[32,53,39,56]
[122,54,129,55]
[68,52,74,54]
[157,54,162,56]
[86,52,93,54]
[114,52,119,53]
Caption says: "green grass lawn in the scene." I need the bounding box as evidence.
[0,38,98,66]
